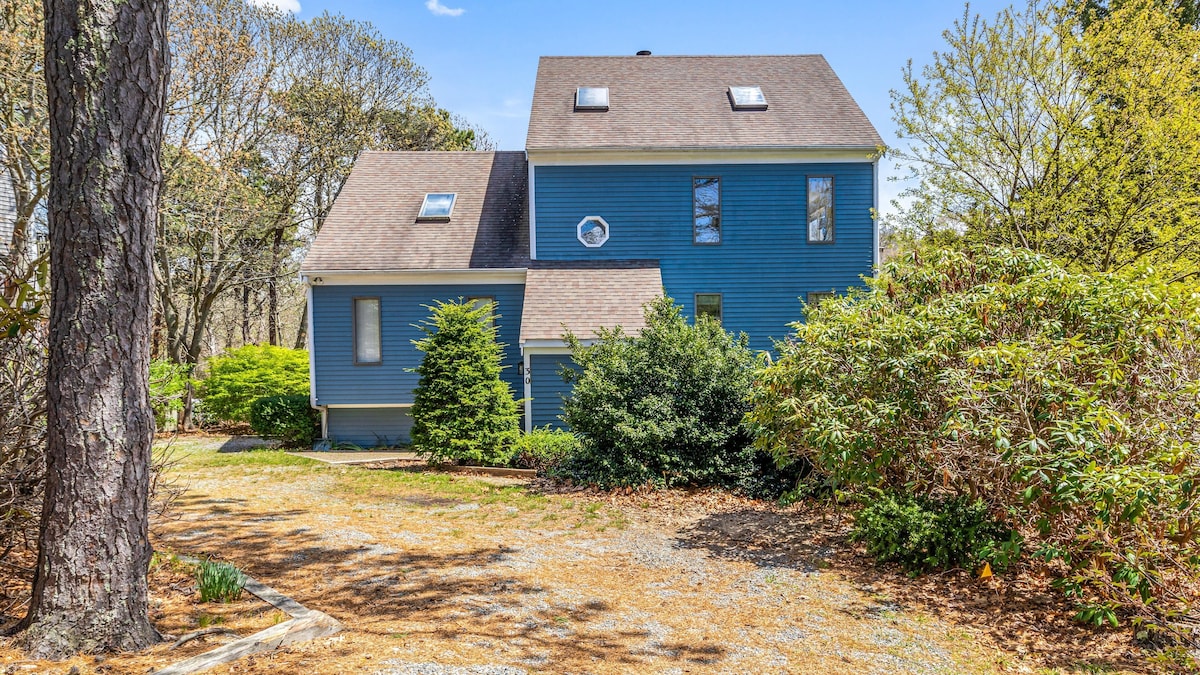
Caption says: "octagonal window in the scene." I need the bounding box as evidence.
[577,216,610,248]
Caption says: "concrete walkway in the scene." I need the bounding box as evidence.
[295,451,420,465]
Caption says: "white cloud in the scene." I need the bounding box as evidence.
[249,0,301,13]
[425,0,465,17]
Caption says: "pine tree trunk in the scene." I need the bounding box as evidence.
[19,0,168,659]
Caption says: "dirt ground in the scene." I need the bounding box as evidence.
[1,435,1159,674]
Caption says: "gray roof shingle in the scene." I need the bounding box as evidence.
[520,261,663,342]
[302,151,529,273]
[527,55,883,152]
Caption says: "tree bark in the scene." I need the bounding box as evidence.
[267,226,282,345]
[19,0,169,659]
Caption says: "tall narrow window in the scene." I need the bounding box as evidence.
[467,296,496,329]
[693,177,721,244]
[807,176,835,243]
[353,297,381,364]
[695,294,722,323]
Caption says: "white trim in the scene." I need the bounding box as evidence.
[872,158,880,273]
[521,338,594,351]
[417,192,457,221]
[523,351,532,433]
[576,215,610,248]
[319,406,328,439]
[306,283,317,408]
[528,161,537,260]
[323,403,414,409]
[302,269,526,286]
[527,147,877,166]
[520,343,581,433]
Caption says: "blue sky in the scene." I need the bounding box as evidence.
[261,0,1016,213]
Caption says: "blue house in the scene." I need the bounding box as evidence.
[301,54,882,445]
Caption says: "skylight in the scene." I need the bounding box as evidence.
[575,87,609,111]
[417,193,456,221]
[728,86,767,110]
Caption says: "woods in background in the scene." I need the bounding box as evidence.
[0,0,488,402]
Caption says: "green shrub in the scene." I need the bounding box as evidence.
[748,245,1200,627]
[200,345,309,423]
[410,300,521,466]
[149,359,190,430]
[196,559,245,603]
[852,492,1017,575]
[249,394,319,448]
[513,427,581,474]
[561,296,779,493]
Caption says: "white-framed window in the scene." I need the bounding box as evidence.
[353,297,382,365]
[807,176,835,243]
[693,176,721,244]
[728,86,767,110]
[575,86,609,111]
[418,193,456,221]
[577,216,610,248]
[466,296,496,329]
[806,291,835,307]
[695,293,722,323]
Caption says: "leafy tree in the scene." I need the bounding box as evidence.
[200,344,310,423]
[0,0,48,277]
[561,297,770,491]
[749,246,1200,631]
[18,0,169,657]
[410,300,520,466]
[890,0,1200,278]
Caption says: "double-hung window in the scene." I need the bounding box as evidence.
[353,297,381,364]
[467,296,496,329]
[695,293,723,323]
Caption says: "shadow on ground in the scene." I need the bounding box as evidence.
[216,436,279,453]
[674,505,1149,674]
[156,492,729,671]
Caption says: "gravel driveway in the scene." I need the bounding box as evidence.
[150,438,1011,674]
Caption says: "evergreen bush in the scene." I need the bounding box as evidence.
[200,344,309,423]
[249,394,319,448]
[513,427,580,474]
[410,300,520,466]
[561,296,781,493]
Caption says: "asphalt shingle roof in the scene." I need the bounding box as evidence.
[520,261,664,342]
[527,55,883,151]
[301,151,529,273]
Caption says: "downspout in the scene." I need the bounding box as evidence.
[303,275,328,439]
[872,157,881,272]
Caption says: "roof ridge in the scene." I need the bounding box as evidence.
[539,54,826,60]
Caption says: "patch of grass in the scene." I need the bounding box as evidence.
[150,550,195,576]
[332,466,547,510]
[197,613,226,628]
[196,559,246,603]
[183,449,321,470]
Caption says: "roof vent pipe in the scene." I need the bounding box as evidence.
[636,50,651,56]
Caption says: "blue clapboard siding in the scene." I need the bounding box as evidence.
[533,162,874,350]
[327,407,414,447]
[528,354,580,430]
[311,283,525,406]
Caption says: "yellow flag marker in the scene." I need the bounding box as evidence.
[978,562,994,579]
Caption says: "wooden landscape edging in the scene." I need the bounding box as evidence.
[151,560,342,675]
